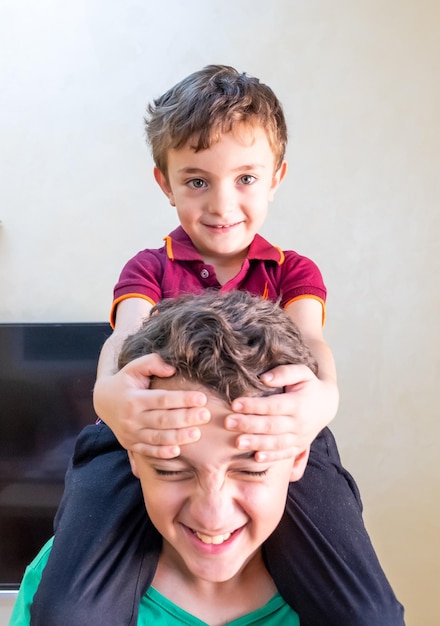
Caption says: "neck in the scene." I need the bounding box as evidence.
[203,254,247,285]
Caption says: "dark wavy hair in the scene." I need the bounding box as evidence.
[118,291,317,403]
[145,64,287,176]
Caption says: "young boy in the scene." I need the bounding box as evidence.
[12,291,320,625]
[94,64,335,461]
[30,66,404,625]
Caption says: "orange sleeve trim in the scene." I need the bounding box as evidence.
[283,294,327,327]
[274,246,285,265]
[110,293,157,329]
[163,236,174,261]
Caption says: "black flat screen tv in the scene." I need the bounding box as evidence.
[0,322,111,590]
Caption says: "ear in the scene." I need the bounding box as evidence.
[154,167,176,206]
[289,447,310,482]
[268,160,288,202]
[127,450,140,479]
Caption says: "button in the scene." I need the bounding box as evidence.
[200,268,210,279]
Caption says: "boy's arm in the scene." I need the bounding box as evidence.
[97,297,153,376]
[93,297,210,456]
[226,298,339,461]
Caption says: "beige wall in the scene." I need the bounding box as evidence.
[1,1,439,624]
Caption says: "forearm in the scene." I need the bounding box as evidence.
[305,336,337,384]
[94,298,153,427]
[96,332,128,379]
[96,297,153,380]
[305,336,339,425]
[93,332,137,430]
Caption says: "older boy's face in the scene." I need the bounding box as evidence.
[128,377,302,586]
[154,124,287,270]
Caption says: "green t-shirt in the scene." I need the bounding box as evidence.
[10,538,300,626]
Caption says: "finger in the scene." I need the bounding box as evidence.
[134,388,208,414]
[130,442,181,459]
[130,422,206,456]
[137,423,205,447]
[225,413,295,435]
[123,352,176,379]
[231,393,296,417]
[235,433,304,456]
[253,447,305,463]
[258,363,315,388]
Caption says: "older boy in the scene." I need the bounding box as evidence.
[13,291,316,624]
[31,66,404,625]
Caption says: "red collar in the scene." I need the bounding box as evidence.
[163,226,284,265]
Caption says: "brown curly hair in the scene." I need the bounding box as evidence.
[118,291,317,403]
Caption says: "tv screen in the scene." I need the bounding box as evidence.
[0,322,111,589]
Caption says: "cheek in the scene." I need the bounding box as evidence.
[241,480,289,524]
[247,195,270,220]
[238,483,278,513]
[175,203,194,224]
[141,483,185,522]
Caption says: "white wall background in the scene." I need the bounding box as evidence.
[1,0,439,624]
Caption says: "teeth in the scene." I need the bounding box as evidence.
[195,532,232,545]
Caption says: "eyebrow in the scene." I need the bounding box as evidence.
[176,165,265,175]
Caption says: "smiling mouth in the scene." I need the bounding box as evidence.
[206,222,242,230]
[194,531,232,545]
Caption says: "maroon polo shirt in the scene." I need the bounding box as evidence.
[111,226,326,327]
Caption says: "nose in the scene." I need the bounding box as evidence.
[189,479,236,532]
[207,183,235,217]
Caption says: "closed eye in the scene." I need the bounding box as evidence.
[238,469,268,477]
[154,468,192,478]
[155,469,182,476]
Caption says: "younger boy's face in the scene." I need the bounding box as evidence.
[128,377,306,586]
[154,124,287,269]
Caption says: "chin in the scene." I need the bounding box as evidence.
[189,564,243,584]
[183,551,255,584]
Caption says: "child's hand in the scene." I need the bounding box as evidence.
[93,353,210,457]
[225,364,339,462]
